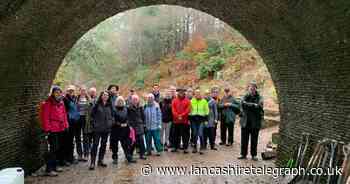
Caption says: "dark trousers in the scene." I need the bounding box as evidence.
[174,124,190,150]
[203,127,216,148]
[131,134,146,157]
[240,128,260,157]
[169,123,175,147]
[90,132,109,163]
[62,127,73,162]
[46,132,65,172]
[110,126,132,161]
[83,132,93,157]
[64,118,83,162]
[77,115,88,157]
[189,116,194,145]
[220,121,234,144]
[213,123,218,143]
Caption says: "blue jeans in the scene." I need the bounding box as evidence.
[191,122,204,149]
[145,129,162,153]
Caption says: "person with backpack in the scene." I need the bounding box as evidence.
[63,85,80,165]
[89,91,114,170]
[238,81,264,161]
[128,95,147,160]
[110,96,136,164]
[218,88,240,146]
[144,93,162,156]
[159,91,173,151]
[190,89,209,155]
[41,86,68,176]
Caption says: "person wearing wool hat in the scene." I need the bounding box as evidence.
[40,85,68,176]
[110,96,136,164]
[238,80,264,161]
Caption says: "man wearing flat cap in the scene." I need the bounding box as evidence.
[238,80,264,161]
[218,87,240,146]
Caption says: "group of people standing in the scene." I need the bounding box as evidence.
[40,81,264,176]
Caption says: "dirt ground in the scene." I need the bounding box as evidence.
[26,124,280,184]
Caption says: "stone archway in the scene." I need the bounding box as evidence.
[0,0,349,172]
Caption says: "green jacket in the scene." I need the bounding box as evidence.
[239,92,264,129]
[190,98,209,117]
[218,95,240,124]
[84,98,97,134]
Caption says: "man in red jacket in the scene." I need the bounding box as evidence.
[41,86,69,176]
[171,88,191,153]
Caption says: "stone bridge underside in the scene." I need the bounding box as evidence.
[0,0,349,173]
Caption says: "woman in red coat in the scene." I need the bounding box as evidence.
[41,86,69,176]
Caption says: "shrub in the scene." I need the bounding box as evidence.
[222,43,237,57]
[135,79,145,88]
[206,39,221,56]
[193,52,210,63]
[198,64,210,79]
[209,57,226,72]
[175,51,193,60]
[197,56,226,79]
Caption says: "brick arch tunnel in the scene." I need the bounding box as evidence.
[0,1,349,173]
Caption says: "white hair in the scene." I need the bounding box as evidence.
[88,87,96,92]
[115,96,126,107]
[148,93,155,99]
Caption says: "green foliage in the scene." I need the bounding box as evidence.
[198,64,210,79]
[208,57,226,72]
[133,65,150,89]
[222,43,237,57]
[176,51,193,60]
[206,39,221,56]
[197,56,226,79]
[193,52,210,63]
[155,71,161,82]
[194,40,239,79]
[239,44,253,51]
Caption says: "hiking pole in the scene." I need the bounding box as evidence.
[296,133,310,184]
[288,133,310,183]
[316,140,332,184]
[295,139,304,168]
[298,133,310,168]
[302,138,328,184]
[338,144,350,184]
[312,140,328,184]
[300,139,324,183]
[327,140,338,184]
[312,139,331,184]
[334,142,345,184]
